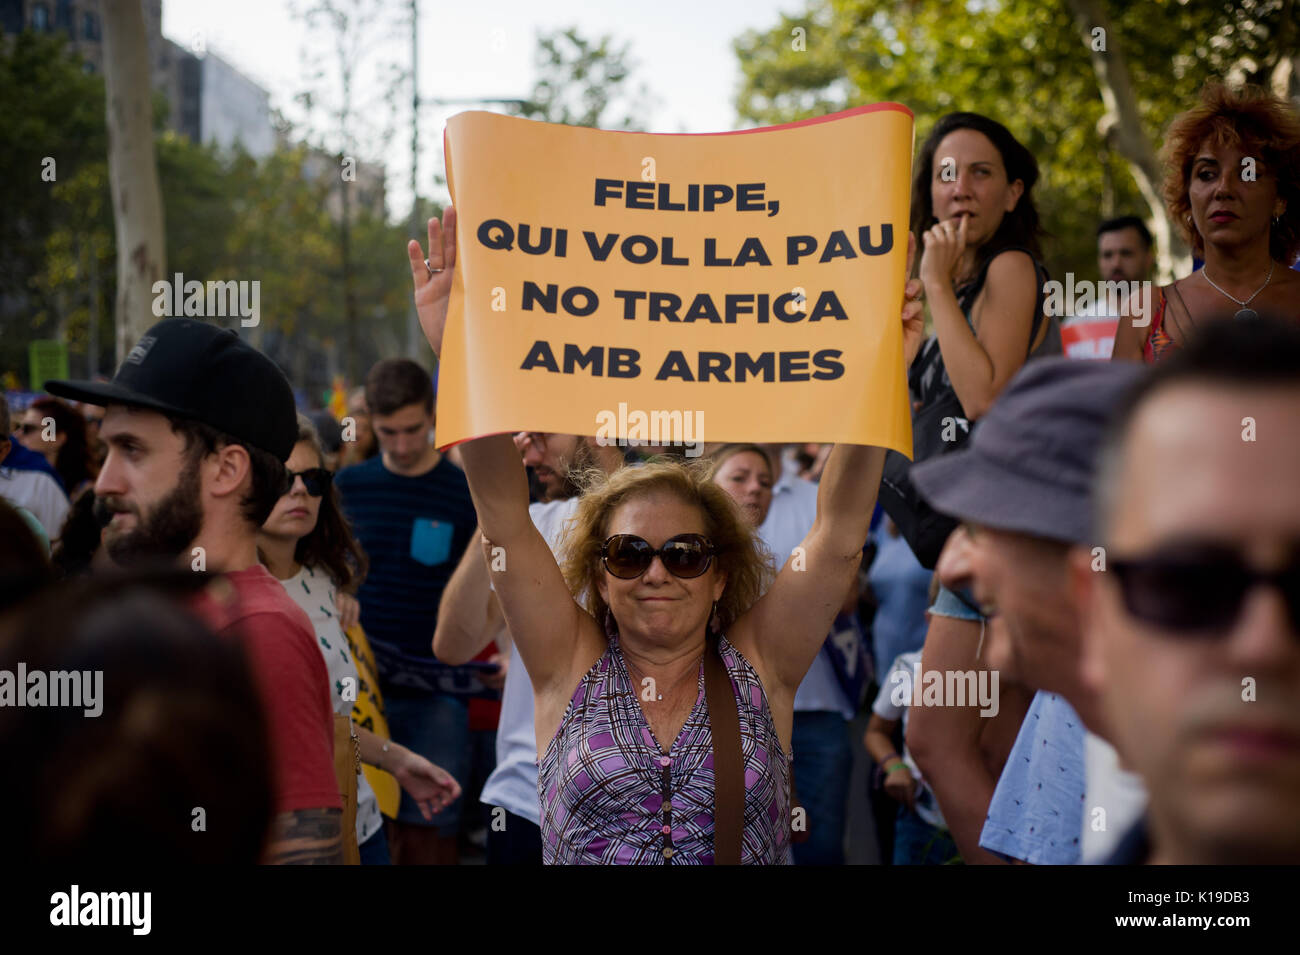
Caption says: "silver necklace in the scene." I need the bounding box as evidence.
[624,651,700,703]
[1201,261,1274,321]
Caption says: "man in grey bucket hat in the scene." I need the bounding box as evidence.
[908,356,1147,864]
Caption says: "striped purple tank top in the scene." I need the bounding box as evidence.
[538,632,792,865]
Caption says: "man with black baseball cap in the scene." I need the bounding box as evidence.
[47,319,345,864]
[908,356,1147,864]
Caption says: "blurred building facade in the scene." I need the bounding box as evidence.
[2,0,274,157]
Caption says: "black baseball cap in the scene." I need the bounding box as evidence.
[911,357,1145,545]
[46,319,298,461]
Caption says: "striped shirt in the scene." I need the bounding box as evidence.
[334,455,477,682]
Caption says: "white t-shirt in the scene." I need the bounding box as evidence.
[757,469,854,719]
[0,463,69,541]
[1081,730,1147,863]
[480,496,581,824]
[278,564,384,844]
[871,651,946,829]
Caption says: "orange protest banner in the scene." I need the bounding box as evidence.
[438,104,914,457]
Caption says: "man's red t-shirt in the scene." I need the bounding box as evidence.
[468,642,502,732]
[193,565,341,815]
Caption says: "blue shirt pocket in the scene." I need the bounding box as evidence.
[410,518,454,567]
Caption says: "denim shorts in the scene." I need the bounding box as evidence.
[383,693,471,833]
[929,583,985,622]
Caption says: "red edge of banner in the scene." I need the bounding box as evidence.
[437,430,513,453]
[442,101,912,145]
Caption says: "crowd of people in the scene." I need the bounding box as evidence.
[1,79,1298,866]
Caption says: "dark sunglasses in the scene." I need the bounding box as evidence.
[284,467,333,497]
[601,533,716,580]
[15,423,43,436]
[1110,545,1300,634]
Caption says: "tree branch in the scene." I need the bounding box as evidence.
[1065,0,1192,280]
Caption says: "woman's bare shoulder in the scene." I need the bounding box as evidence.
[983,247,1037,279]
[1272,265,1300,289]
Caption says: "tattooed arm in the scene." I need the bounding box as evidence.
[265,808,344,865]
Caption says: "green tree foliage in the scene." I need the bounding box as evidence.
[0,32,109,378]
[733,0,1299,282]
[2,30,413,395]
[511,26,656,129]
[28,156,113,375]
[291,0,406,381]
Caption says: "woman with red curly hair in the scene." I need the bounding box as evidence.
[1113,82,1300,363]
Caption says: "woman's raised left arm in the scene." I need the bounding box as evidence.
[732,238,925,695]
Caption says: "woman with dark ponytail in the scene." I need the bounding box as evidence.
[910,111,1059,419]
[259,415,461,864]
[17,396,95,498]
[900,112,1058,863]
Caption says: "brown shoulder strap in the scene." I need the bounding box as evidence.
[704,636,743,865]
[332,714,361,865]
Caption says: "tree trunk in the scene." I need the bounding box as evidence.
[102,0,166,364]
[339,158,359,385]
[88,242,101,378]
[1065,0,1192,282]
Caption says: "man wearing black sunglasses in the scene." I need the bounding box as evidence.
[1074,316,1300,865]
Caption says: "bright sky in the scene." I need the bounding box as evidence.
[162,0,804,219]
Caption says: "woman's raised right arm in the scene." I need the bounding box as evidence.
[409,211,595,691]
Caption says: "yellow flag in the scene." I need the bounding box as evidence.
[327,376,348,422]
[344,622,399,819]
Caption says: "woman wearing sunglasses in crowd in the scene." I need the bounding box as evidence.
[407,210,925,864]
[259,415,462,864]
[17,396,97,499]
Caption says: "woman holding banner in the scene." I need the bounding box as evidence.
[407,210,924,864]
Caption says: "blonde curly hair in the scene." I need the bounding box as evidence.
[703,443,774,483]
[559,459,775,635]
